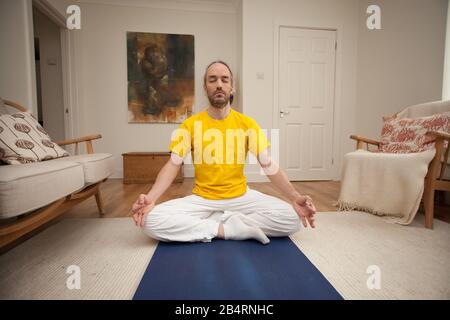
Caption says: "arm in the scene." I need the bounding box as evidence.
[146,156,182,203]
[257,150,316,228]
[131,154,182,226]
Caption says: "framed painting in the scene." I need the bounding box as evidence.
[127,32,194,123]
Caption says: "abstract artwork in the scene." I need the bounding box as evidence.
[127,32,194,123]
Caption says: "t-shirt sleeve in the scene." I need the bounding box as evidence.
[247,118,271,156]
[168,121,192,159]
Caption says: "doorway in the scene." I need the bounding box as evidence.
[33,7,65,141]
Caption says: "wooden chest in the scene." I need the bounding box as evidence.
[122,152,184,184]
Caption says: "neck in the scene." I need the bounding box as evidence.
[207,104,231,120]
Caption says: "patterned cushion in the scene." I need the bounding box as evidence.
[379,112,450,153]
[0,112,69,164]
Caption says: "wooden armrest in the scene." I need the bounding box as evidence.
[3,99,28,112]
[350,135,380,150]
[55,134,102,155]
[427,130,450,141]
[350,135,380,145]
[55,134,102,146]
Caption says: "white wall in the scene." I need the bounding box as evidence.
[242,0,360,180]
[356,0,448,140]
[74,0,239,178]
[33,8,66,141]
[0,0,37,115]
[236,0,243,111]
[443,0,450,100]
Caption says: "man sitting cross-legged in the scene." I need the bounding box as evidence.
[131,60,316,244]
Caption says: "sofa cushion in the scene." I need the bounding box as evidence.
[0,111,69,164]
[53,153,115,184]
[0,161,84,219]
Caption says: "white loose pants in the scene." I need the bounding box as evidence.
[143,188,301,242]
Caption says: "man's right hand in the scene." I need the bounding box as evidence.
[132,194,155,227]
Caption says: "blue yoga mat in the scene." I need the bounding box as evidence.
[133,237,343,300]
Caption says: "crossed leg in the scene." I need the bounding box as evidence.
[143,188,301,243]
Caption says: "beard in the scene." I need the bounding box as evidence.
[207,90,230,109]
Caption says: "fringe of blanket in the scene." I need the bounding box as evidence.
[337,201,407,224]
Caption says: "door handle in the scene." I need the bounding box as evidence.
[280,110,290,118]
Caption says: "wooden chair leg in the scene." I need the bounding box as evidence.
[422,139,445,229]
[423,185,435,229]
[95,188,105,216]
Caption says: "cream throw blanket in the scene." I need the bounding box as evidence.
[338,149,436,225]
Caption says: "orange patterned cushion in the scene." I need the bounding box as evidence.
[379,112,450,153]
[0,112,69,164]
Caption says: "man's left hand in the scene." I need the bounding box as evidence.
[292,195,316,228]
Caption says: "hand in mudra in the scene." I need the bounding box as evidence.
[292,195,316,228]
[131,194,155,227]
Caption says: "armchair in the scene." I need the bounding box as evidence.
[346,100,450,229]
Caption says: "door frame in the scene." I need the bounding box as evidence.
[32,0,79,142]
[273,21,343,181]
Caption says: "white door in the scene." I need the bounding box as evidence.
[278,27,336,180]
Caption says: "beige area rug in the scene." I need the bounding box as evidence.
[0,218,157,299]
[1,212,449,300]
[290,211,450,300]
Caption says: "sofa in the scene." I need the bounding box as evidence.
[0,99,115,249]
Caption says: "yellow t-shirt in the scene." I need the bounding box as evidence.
[169,109,270,199]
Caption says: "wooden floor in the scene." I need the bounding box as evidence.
[62,178,449,224]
